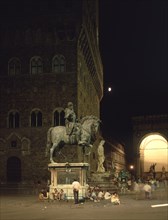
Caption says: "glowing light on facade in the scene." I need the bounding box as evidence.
[140,134,168,172]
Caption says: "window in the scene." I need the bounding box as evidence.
[60,56,65,72]
[52,55,65,73]
[31,110,42,127]
[53,109,65,126]
[30,56,43,74]
[8,111,20,128]
[8,58,21,76]
[11,141,17,148]
[52,56,59,73]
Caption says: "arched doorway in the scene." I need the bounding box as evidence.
[139,134,168,176]
[7,157,21,182]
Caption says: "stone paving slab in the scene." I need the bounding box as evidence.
[0,191,168,220]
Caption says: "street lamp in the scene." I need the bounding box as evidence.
[129,165,135,179]
[130,165,134,170]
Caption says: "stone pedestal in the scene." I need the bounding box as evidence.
[89,172,118,192]
[53,145,84,163]
[48,162,89,199]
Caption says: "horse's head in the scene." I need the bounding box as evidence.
[90,117,101,140]
[79,116,101,146]
[91,117,101,131]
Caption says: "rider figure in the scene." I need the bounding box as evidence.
[64,102,94,147]
[64,102,76,135]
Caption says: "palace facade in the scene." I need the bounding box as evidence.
[0,0,103,184]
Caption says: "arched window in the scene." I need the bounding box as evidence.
[52,56,59,73]
[8,111,20,128]
[31,110,42,127]
[11,140,17,148]
[53,108,65,126]
[30,56,43,74]
[52,55,66,73]
[60,56,65,72]
[8,58,21,76]
[60,110,65,125]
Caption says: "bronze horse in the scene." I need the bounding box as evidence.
[46,116,101,163]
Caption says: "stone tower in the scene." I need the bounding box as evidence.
[0,0,103,183]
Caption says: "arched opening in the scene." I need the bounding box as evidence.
[7,157,21,182]
[31,110,42,127]
[140,134,168,176]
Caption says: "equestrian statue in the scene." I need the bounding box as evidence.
[45,115,101,163]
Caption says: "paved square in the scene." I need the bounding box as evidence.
[0,190,168,220]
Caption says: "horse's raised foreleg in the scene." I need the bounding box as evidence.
[78,132,91,147]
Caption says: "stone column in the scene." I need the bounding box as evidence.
[136,150,141,178]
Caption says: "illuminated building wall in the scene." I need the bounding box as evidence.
[132,115,168,178]
[140,134,168,172]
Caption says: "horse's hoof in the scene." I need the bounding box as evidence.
[78,141,87,146]
[50,160,58,164]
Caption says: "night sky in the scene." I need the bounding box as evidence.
[99,0,168,149]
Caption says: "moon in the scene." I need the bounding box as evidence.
[108,87,112,92]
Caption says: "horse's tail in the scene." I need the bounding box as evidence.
[45,127,54,156]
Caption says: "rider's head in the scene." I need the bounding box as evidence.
[68,102,73,108]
